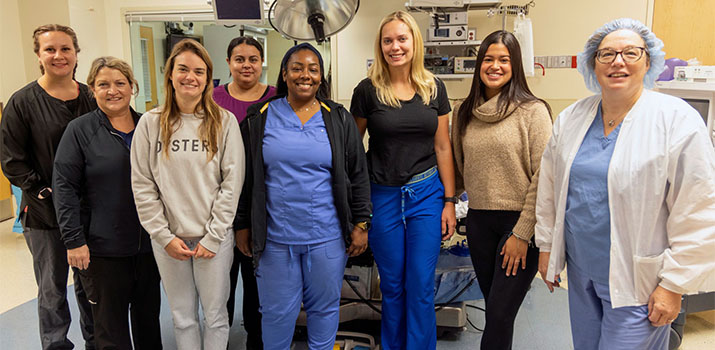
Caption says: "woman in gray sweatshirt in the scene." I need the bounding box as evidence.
[130,39,244,350]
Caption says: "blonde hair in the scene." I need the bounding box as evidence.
[86,56,139,95]
[161,39,222,160]
[368,11,436,108]
[33,24,80,76]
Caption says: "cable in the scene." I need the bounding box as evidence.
[466,313,483,332]
[465,302,485,332]
[434,276,477,312]
[466,304,485,312]
[344,277,382,314]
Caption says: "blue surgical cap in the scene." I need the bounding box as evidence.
[576,18,666,93]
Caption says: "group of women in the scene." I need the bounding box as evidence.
[1,10,713,350]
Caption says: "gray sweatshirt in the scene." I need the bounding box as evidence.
[131,108,244,253]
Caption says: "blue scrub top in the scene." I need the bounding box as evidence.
[262,98,342,244]
[564,103,622,284]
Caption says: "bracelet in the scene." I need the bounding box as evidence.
[509,231,534,247]
[443,196,458,204]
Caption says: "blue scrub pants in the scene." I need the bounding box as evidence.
[567,260,670,350]
[256,238,347,350]
[369,167,443,350]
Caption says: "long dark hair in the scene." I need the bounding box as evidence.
[276,44,330,100]
[226,36,264,60]
[456,30,551,136]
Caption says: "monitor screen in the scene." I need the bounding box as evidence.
[683,98,709,125]
[214,0,262,21]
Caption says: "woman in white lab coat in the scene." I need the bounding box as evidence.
[535,18,715,350]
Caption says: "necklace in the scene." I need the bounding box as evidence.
[288,99,317,112]
[607,119,615,127]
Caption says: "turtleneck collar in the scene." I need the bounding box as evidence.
[472,92,518,123]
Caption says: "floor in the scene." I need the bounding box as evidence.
[1,215,713,349]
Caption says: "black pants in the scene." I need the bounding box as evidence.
[466,209,539,350]
[227,246,263,349]
[24,228,95,350]
[78,252,162,350]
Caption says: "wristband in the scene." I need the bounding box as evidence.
[443,196,458,204]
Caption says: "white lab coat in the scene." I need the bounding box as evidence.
[535,89,715,308]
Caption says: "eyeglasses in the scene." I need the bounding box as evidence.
[595,46,648,64]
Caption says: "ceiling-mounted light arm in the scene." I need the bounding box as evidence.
[306,0,326,42]
[269,0,359,43]
[308,13,326,42]
[268,0,279,35]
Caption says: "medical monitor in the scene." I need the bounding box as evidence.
[655,81,715,147]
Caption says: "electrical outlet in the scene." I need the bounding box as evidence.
[558,56,570,68]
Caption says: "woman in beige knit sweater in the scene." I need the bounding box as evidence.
[451,30,552,350]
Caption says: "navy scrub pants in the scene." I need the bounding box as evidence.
[369,167,443,350]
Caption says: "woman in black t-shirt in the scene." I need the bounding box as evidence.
[350,10,456,350]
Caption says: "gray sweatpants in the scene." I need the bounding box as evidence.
[152,234,234,350]
[23,228,95,350]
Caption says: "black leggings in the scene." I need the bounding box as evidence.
[466,209,539,350]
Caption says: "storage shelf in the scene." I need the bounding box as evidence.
[425,40,481,47]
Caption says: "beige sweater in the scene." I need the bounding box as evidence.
[452,94,552,240]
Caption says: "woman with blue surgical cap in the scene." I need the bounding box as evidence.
[535,18,715,349]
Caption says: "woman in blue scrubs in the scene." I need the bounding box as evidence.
[234,43,372,350]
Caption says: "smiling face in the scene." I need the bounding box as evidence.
[380,20,414,70]
[91,67,133,116]
[282,49,321,101]
[479,43,512,99]
[170,51,208,102]
[595,29,649,95]
[36,31,77,78]
[227,43,263,88]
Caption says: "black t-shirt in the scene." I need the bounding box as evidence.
[350,78,451,186]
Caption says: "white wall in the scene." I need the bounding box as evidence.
[0,0,28,103]
[69,0,109,84]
